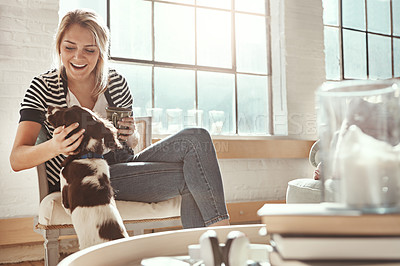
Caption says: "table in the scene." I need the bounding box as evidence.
[58,224,268,266]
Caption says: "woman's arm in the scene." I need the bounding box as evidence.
[117,117,139,149]
[10,121,85,171]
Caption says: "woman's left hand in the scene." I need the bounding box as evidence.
[117,117,136,142]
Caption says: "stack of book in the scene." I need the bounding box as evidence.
[257,203,400,266]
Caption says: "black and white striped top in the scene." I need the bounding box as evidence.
[19,68,133,194]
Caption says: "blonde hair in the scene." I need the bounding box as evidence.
[55,9,109,96]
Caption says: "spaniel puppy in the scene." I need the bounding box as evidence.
[47,105,128,250]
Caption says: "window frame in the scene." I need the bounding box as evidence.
[324,0,400,81]
[106,0,276,136]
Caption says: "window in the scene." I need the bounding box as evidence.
[323,0,400,80]
[59,0,272,136]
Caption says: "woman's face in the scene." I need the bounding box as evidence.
[60,24,100,83]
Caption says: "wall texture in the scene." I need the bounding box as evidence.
[0,0,59,218]
[0,0,323,218]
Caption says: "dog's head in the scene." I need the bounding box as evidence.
[47,105,122,154]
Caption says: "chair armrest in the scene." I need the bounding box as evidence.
[309,140,320,168]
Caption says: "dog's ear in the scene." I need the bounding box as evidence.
[47,106,65,128]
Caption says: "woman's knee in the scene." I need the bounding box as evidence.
[178,127,211,141]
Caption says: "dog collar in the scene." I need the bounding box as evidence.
[79,152,104,159]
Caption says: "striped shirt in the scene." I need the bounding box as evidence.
[19,68,133,193]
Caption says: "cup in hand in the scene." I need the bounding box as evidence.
[105,107,133,138]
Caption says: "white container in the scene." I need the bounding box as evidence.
[316,79,400,213]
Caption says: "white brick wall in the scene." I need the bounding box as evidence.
[0,0,59,218]
[220,158,314,202]
[285,0,325,138]
[0,0,323,218]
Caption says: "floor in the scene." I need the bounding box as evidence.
[1,262,44,266]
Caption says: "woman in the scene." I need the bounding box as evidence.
[10,9,229,228]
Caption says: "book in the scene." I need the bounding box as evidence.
[268,249,400,266]
[271,234,400,260]
[257,203,400,236]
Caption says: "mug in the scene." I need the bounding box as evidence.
[105,106,133,131]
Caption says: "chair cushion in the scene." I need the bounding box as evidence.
[38,192,181,225]
[286,178,322,203]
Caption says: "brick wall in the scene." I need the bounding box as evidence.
[0,0,59,217]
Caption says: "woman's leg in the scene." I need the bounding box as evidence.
[110,128,229,227]
[135,128,229,227]
[110,162,207,228]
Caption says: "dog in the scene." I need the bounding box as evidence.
[47,105,128,249]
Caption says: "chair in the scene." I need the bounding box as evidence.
[33,116,182,266]
[285,140,323,203]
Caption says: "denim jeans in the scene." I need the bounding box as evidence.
[108,128,229,228]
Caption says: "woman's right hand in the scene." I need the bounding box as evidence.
[51,123,85,156]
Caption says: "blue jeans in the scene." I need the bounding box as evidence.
[108,128,229,228]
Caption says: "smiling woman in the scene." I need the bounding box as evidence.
[10,8,230,232]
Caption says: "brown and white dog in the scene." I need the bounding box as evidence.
[47,105,128,249]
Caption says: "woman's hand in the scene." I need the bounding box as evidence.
[51,123,85,156]
[118,117,139,148]
[117,117,136,141]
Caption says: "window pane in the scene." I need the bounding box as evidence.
[342,0,365,31]
[154,68,195,132]
[59,0,106,22]
[394,38,400,77]
[343,29,367,79]
[197,0,231,9]
[154,3,195,64]
[109,62,152,117]
[158,0,195,4]
[368,34,392,79]
[394,0,400,37]
[197,8,231,68]
[324,26,341,80]
[367,0,390,35]
[110,0,152,60]
[235,13,268,74]
[235,0,265,15]
[237,74,269,135]
[197,71,235,135]
[322,0,339,26]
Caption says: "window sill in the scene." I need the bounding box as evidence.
[153,135,316,159]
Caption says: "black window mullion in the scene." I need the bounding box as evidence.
[390,0,394,78]
[232,0,238,134]
[365,0,369,79]
[152,66,155,108]
[152,0,155,108]
[107,0,111,58]
[106,0,110,33]
[194,1,198,114]
[339,0,345,80]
